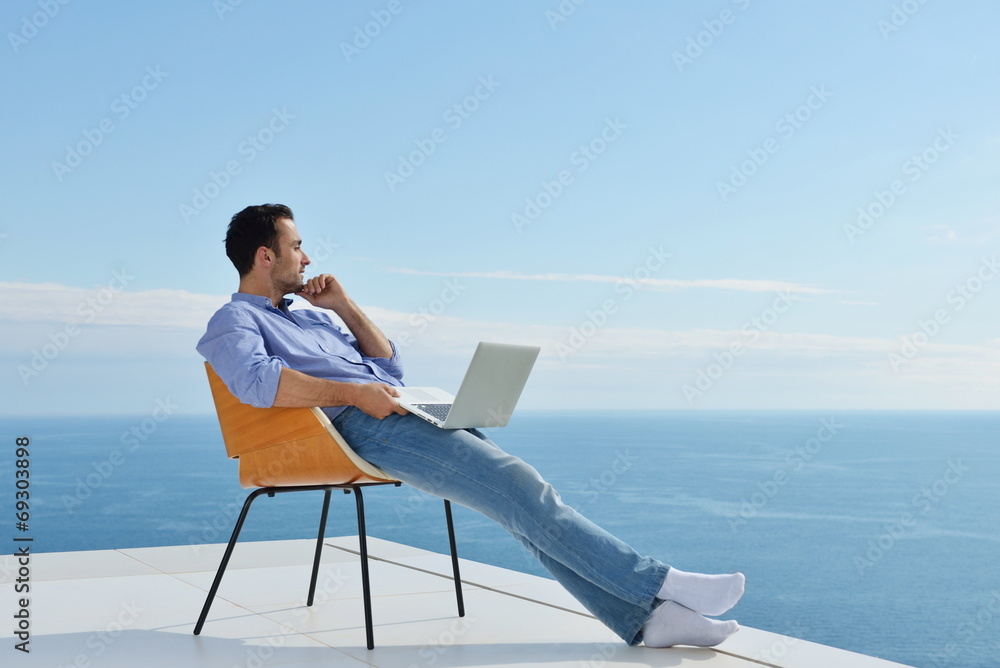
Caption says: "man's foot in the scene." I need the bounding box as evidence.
[657,567,745,616]
[642,601,739,648]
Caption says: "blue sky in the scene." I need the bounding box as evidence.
[2,0,998,415]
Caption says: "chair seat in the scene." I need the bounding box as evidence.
[204,363,396,487]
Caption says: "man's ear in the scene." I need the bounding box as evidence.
[255,245,274,269]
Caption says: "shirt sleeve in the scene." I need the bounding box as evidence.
[361,340,404,383]
[196,306,286,408]
[328,318,404,383]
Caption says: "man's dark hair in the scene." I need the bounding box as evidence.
[225,204,293,277]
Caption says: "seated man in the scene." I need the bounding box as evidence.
[197,203,745,648]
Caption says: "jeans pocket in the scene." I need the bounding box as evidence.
[332,406,358,430]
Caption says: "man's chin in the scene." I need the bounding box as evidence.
[279,281,306,296]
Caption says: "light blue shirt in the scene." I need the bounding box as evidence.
[196,293,403,418]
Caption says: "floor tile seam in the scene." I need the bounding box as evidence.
[26,564,170,584]
[114,547,175,577]
[151,562,382,657]
[709,649,783,668]
[324,542,595,620]
[5,547,165,583]
[107,558,361,578]
[253,617,378,667]
[185,588,322,644]
[323,543,795,665]
[167,568,476,609]
[244,610,381,668]
[113,544,361,577]
[323,541,511,585]
[56,543,725,655]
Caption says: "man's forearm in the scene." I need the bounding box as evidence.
[272,366,407,419]
[272,367,359,408]
[332,297,394,359]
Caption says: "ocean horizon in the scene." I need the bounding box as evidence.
[3,409,998,668]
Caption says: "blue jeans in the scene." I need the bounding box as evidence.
[330,408,669,645]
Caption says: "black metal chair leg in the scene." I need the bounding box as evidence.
[194,483,466,650]
[194,488,268,635]
[307,489,332,606]
[353,486,376,650]
[444,500,465,617]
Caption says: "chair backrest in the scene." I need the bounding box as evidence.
[204,363,396,488]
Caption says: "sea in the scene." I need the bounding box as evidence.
[2,410,998,668]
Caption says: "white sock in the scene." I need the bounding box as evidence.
[642,601,739,648]
[657,567,745,616]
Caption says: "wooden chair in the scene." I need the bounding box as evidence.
[193,363,465,649]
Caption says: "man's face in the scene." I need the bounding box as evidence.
[269,218,311,295]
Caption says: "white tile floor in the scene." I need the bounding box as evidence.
[1,537,914,667]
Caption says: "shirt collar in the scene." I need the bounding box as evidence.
[231,292,294,312]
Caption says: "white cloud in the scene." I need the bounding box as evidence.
[3,282,998,411]
[5,282,994,366]
[387,268,833,295]
[0,282,229,329]
[923,224,958,244]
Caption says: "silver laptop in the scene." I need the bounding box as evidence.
[397,342,540,429]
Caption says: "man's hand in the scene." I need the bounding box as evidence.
[296,273,349,311]
[297,272,395,360]
[352,383,409,420]
[272,369,406,418]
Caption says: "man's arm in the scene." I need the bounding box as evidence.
[197,302,403,419]
[273,367,406,419]
[332,297,393,360]
[297,274,393,359]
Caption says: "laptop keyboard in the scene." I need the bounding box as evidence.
[412,403,451,421]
